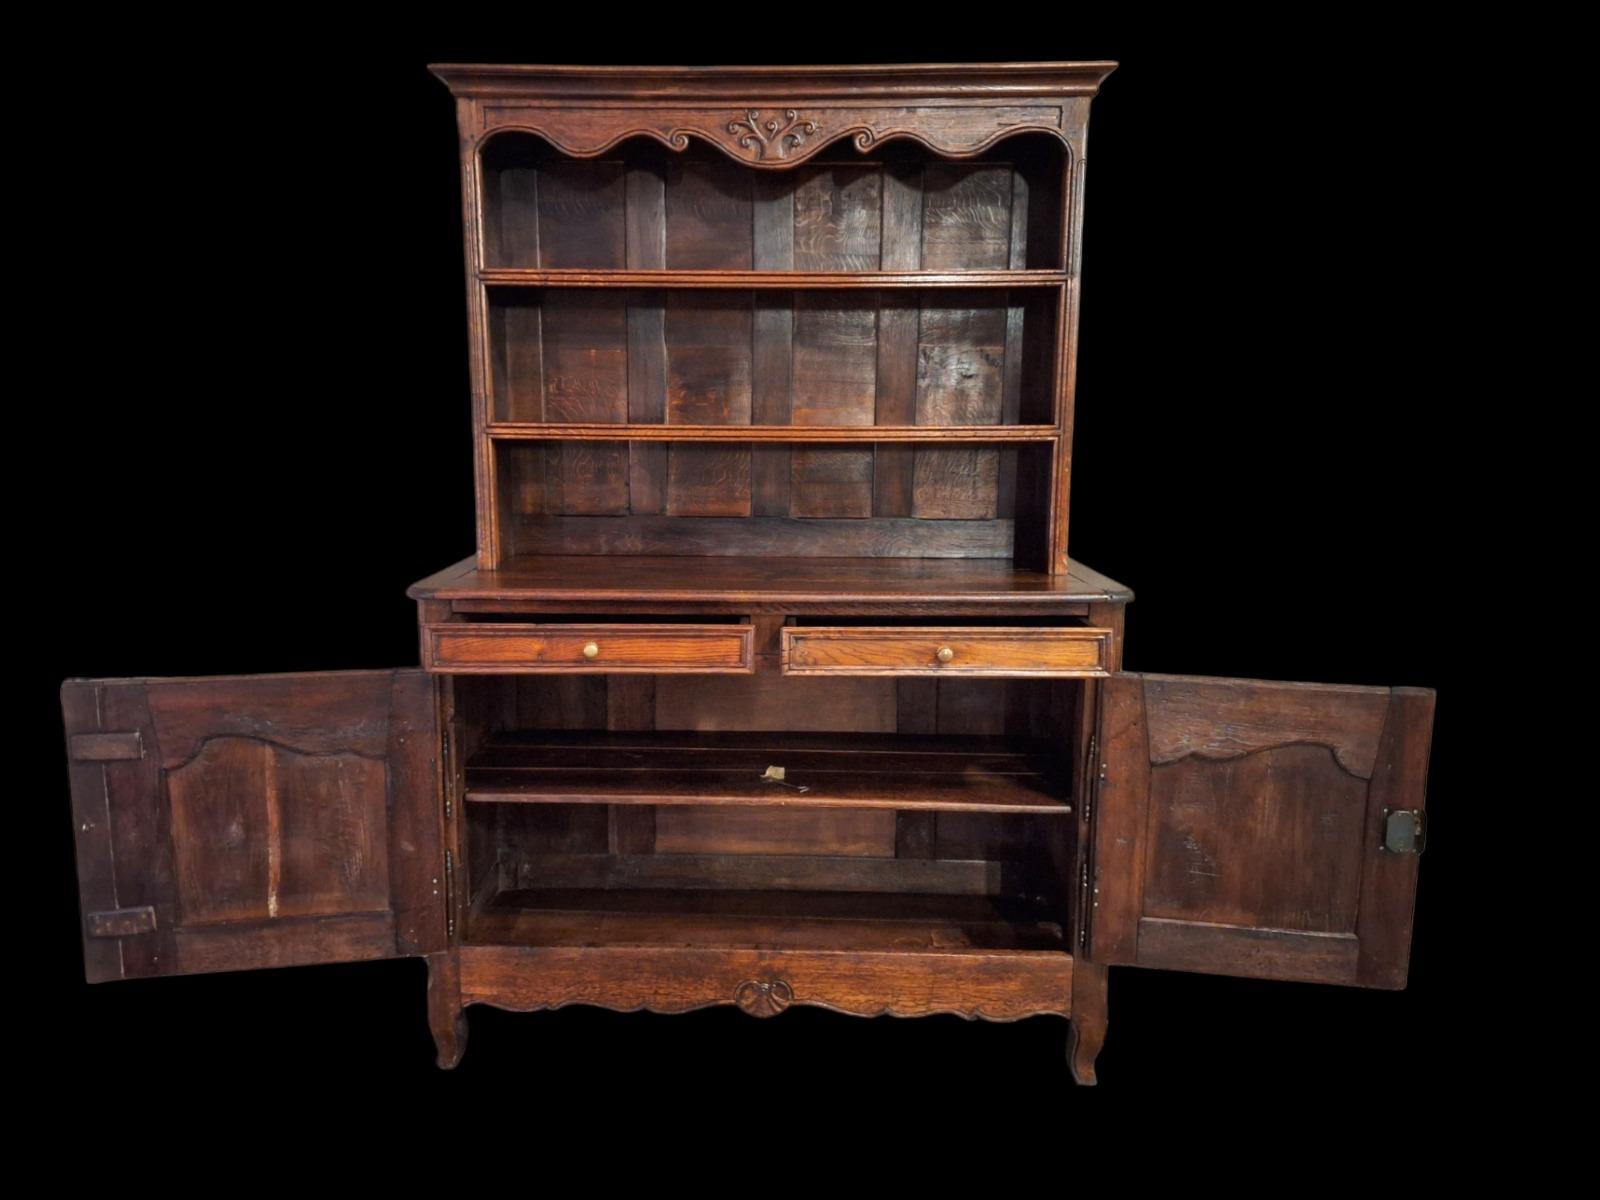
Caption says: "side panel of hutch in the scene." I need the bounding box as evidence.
[59,62,1435,1085]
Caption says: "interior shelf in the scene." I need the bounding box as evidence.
[467,885,1067,952]
[478,268,1070,288]
[464,730,1072,814]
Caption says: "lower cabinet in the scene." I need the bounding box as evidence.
[60,641,1434,1084]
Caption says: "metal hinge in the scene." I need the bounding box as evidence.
[441,733,453,821]
[1077,862,1090,950]
[69,731,144,762]
[444,850,456,938]
[86,906,157,937]
[1083,735,1099,824]
[1382,808,1427,855]
[1077,731,1103,954]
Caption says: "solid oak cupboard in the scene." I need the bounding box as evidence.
[59,61,1435,1085]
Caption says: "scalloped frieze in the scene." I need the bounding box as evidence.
[474,993,1069,1023]
[459,946,1073,1022]
[476,103,1076,167]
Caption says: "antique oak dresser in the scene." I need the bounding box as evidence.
[59,61,1436,1084]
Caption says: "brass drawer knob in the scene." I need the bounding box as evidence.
[582,642,600,659]
[935,646,955,664]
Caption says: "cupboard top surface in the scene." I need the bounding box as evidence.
[407,555,1132,605]
[429,61,1119,98]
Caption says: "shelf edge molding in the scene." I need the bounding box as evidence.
[485,424,1061,443]
[479,269,1071,289]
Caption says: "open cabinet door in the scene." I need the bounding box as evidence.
[62,670,446,983]
[1089,674,1434,988]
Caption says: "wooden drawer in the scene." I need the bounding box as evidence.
[780,626,1113,677]
[424,623,755,674]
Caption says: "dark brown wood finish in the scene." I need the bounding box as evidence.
[62,670,445,982]
[1089,674,1435,987]
[439,63,1111,572]
[59,61,1437,1085]
[408,553,1132,611]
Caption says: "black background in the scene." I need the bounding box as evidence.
[27,23,1468,1125]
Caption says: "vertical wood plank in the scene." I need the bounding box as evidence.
[792,295,876,515]
[665,160,753,269]
[792,298,877,425]
[627,163,668,513]
[606,677,657,731]
[491,298,544,423]
[913,293,1007,519]
[875,163,924,514]
[63,682,124,981]
[544,441,630,515]
[387,670,446,956]
[998,165,1029,514]
[607,674,658,856]
[880,163,924,272]
[666,294,753,425]
[916,297,1008,426]
[921,164,1014,269]
[494,164,539,268]
[895,679,938,734]
[666,445,752,516]
[790,449,873,517]
[915,171,1009,522]
[541,293,628,422]
[935,680,1007,735]
[626,160,667,271]
[752,176,795,514]
[793,164,882,270]
[537,161,626,268]
[608,807,658,855]
[516,677,608,730]
[895,812,937,859]
[665,160,755,515]
[1355,689,1435,988]
[1089,674,1149,963]
[544,291,630,518]
[788,164,881,515]
[458,101,499,568]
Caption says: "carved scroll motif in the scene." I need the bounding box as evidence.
[726,110,817,161]
[734,978,794,1017]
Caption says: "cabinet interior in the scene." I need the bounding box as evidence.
[452,669,1082,953]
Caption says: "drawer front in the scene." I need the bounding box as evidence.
[781,627,1112,677]
[425,624,754,674]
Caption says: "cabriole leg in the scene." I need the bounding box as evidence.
[427,951,468,1070]
[1068,959,1108,1086]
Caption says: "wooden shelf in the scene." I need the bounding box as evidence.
[466,886,1067,953]
[480,268,1070,289]
[485,423,1060,443]
[464,730,1072,814]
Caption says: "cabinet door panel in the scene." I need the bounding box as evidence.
[62,669,445,983]
[1091,673,1434,988]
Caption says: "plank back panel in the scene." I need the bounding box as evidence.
[476,137,1073,565]
[480,143,1063,272]
[536,161,626,268]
